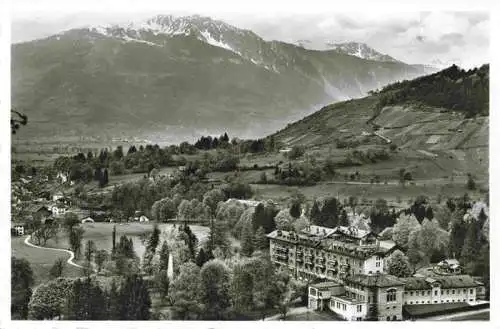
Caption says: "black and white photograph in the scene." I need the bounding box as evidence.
[2,0,496,325]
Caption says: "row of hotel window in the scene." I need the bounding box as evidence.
[285,246,382,263]
[405,288,474,296]
[405,299,475,304]
[332,301,363,313]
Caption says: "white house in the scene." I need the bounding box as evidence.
[138,215,150,222]
[49,204,67,216]
[81,217,95,224]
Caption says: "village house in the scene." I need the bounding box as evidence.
[48,202,68,216]
[11,221,27,236]
[435,259,462,274]
[26,204,52,222]
[133,211,150,222]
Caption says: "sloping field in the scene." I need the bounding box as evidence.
[272,98,488,180]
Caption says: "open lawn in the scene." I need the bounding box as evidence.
[283,310,343,321]
[11,236,82,285]
[251,180,478,206]
[44,222,210,262]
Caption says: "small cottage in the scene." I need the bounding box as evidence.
[81,217,95,224]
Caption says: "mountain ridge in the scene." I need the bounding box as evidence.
[11,14,436,142]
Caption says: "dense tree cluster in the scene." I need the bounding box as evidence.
[11,257,34,319]
[373,64,489,117]
[194,133,230,150]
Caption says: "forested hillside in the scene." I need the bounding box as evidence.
[371,64,489,117]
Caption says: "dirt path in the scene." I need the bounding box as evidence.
[24,235,84,270]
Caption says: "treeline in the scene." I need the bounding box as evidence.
[371,64,489,117]
[194,133,230,150]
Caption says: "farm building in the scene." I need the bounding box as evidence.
[81,217,95,224]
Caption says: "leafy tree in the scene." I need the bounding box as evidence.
[195,248,209,267]
[435,205,453,230]
[230,262,255,315]
[467,173,476,190]
[203,189,226,217]
[448,215,468,258]
[63,212,80,233]
[151,197,177,222]
[222,180,254,199]
[32,222,59,246]
[339,209,349,226]
[200,260,231,319]
[170,262,203,320]
[310,200,321,225]
[106,279,121,320]
[293,215,309,233]
[112,225,117,255]
[270,269,294,319]
[69,227,85,259]
[147,223,161,253]
[178,224,199,259]
[117,275,151,320]
[207,220,232,258]
[240,222,255,257]
[392,214,420,249]
[64,277,107,320]
[158,241,170,272]
[386,250,412,277]
[28,277,74,320]
[49,258,66,279]
[116,235,135,259]
[94,250,108,272]
[259,171,268,184]
[287,145,305,160]
[254,226,268,251]
[370,198,396,232]
[154,269,170,302]
[289,202,301,218]
[252,202,278,233]
[113,146,124,160]
[274,209,294,231]
[460,221,482,262]
[84,240,96,264]
[11,257,34,319]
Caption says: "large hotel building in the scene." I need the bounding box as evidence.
[267,225,485,321]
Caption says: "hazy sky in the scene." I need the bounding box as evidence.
[10,0,491,68]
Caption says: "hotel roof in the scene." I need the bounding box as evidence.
[310,281,343,289]
[401,275,481,290]
[347,274,404,288]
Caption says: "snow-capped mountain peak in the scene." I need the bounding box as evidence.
[326,42,399,63]
[86,15,250,55]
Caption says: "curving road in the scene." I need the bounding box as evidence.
[24,235,85,269]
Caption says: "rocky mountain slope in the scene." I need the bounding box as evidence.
[12,15,434,142]
[326,42,399,63]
